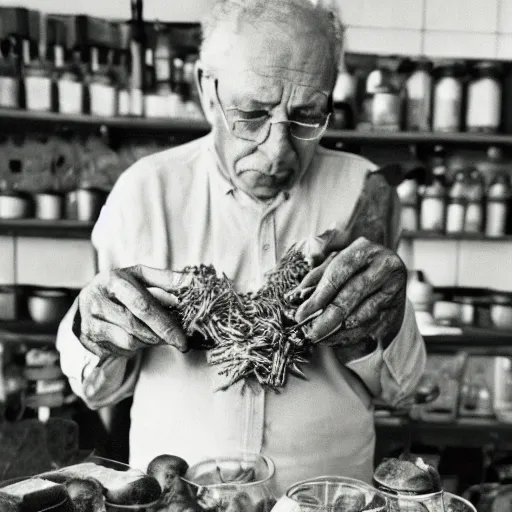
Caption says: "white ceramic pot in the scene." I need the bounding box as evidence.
[75,188,106,222]
[27,289,71,324]
[0,193,32,219]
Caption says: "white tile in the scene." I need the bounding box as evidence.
[0,236,15,285]
[345,27,422,55]
[425,0,498,32]
[423,31,497,59]
[457,241,512,291]
[498,0,512,33]
[411,240,458,287]
[497,34,512,59]
[16,238,96,288]
[338,0,423,29]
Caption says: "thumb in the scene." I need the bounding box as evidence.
[300,228,350,267]
[123,264,194,291]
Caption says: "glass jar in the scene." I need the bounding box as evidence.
[0,39,19,109]
[446,170,468,233]
[397,178,419,232]
[23,40,52,112]
[89,47,116,117]
[405,59,432,131]
[420,152,448,232]
[331,66,357,129]
[464,167,485,233]
[55,46,83,115]
[273,476,386,512]
[432,61,464,132]
[371,82,401,131]
[486,172,511,237]
[182,451,277,512]
[466,61,502,133]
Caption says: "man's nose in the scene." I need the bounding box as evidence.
[259,122,293,167]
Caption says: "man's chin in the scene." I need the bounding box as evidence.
[237,174,294,200]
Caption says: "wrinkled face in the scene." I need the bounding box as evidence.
[201,16,336,200]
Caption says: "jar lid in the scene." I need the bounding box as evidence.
[473,60,502,78]
[433,60,465,77]
[414,59,433,73]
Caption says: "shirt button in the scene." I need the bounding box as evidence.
[262,243,270,251]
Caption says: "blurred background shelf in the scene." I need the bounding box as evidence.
[0,320,58,345]
[0,220,95,239]
[5,109,512,146]
[401,231,512,242]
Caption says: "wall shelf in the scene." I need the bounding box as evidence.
[0,219,95,239]
[3,109,512,146]
[0,320,58,345]
[401,231,512,242]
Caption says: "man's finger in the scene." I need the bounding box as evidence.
[123,264,192,292]
[91,296,163,347]
[295,237,376,321]
[107,276,187,351]
[343,290,398,330]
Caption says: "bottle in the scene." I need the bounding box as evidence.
[466,61,502,133]
[88,46,116,117]
[464,167,485,233]
[129,0,144,116]
[116,23,131,116]
[405,59,432,131]
[420,148,447,232]
[446,170,468,233]
[154,27,172,98]
[477,146,507,188]
[432,61,464,132]
[397,178,419,232]
[371,66,402,131]
[0,38,19,108]
[486,172,511,237]
[23,38,52,112]
[143,43,162,118]
[331,65,356,129]
[169,57,186,118]
[357,64,383,131]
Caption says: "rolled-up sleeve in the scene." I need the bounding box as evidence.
[346,299,426,406]
[56,169,145,409]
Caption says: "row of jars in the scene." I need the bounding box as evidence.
[332,58,504,133]
[398,151,512,236]
[0,9,205,119]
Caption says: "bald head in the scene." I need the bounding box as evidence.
[200,0,344,89]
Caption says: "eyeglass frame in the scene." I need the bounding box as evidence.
[207,76,332,143]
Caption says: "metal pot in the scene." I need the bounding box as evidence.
[67,188,106,222]
[34,191,64,220]
[27,288,71,324]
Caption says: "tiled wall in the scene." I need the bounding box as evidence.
[398,239,512,291]
[340,0,512,60]
[0,235,96,288]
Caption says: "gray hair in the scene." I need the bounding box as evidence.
[199,0,345,77]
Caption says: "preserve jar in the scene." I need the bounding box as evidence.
[432,61,464,132]
[466,61,502,133]
[405,59,432,131]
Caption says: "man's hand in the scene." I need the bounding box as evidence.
[73,265,187,359]
[294,237,407,348]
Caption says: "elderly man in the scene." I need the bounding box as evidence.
[56,0,426,493]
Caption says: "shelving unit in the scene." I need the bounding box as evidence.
[0,219,94,239]
[401,231,512,242]
[3,108,512,146]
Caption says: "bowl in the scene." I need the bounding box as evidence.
[271,476,386,512]
[27,288,71,324]
[182,451,277,512]
[0,192,32,219]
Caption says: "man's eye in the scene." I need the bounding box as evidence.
[292,115,324,125]
[230,109,269,121]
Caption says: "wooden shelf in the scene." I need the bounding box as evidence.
[0,219,94,239]
[0,320,58,345]
[375,415,512,448]
[2,108,512,145]
[401,231,512,242]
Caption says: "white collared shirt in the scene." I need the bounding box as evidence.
[56,134,426,494]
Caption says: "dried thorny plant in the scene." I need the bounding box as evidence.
[170,246,313,391]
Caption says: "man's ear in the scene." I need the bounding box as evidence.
[195,60,216,125]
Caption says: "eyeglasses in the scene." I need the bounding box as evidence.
[211,78,331,143]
